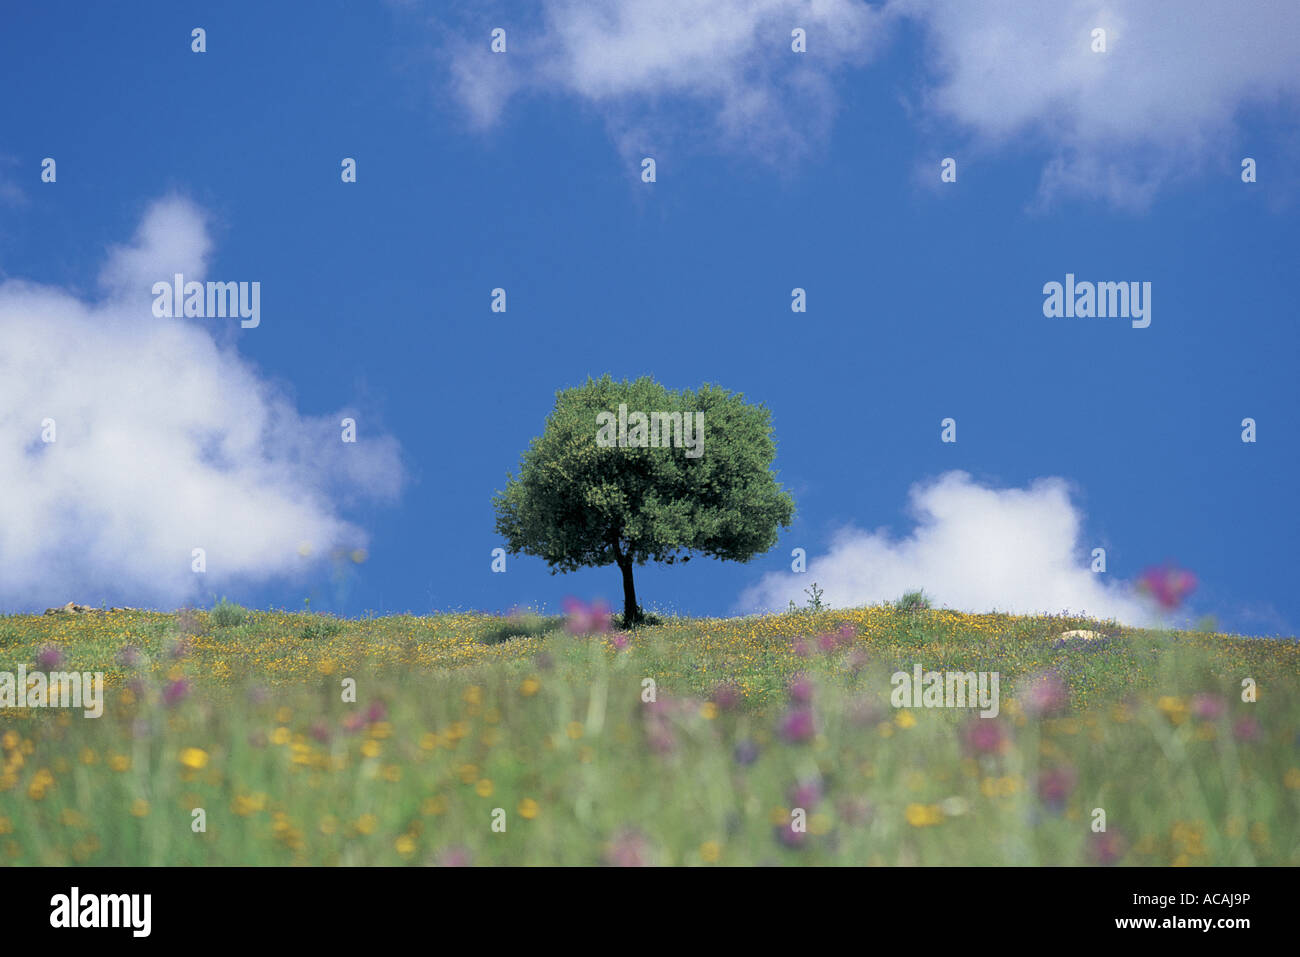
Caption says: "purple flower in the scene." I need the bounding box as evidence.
[310,720,331,743]
[604,829,652,867]
[562,597,611,636]
[733,739,760,766]
[436,846,473,867]
[791,637,811,658]
[962,717,1008,756]
[817,632,839,654]
[1089,830,1127,865]
[788,778,823,809]
[1023,671,1069,717]
[162,679,189,706]
[36,646,63,670]
[1136,564,1197,611]
[711,682,741,711]
[774,823,808,850]
[608,633,629,651]
[779,707,816,744]
[1232,716,1261,743]
[1191,693,1225,721]
[366,701,388,723]
[1037,765,1077,811]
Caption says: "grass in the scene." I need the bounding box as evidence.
[0,605,1296,865]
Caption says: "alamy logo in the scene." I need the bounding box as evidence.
[151,273,261,328]
[50,887,151,937]
[891,664,1000,717]
[1042,273,1151,328]
[596,404,704,458]
[0,666,103,718]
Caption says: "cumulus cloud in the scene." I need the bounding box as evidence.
[891,0,1300,207]
[439,0,1300,202]
[0,196,403,610]
[741,471,1155,624]
[444,0,893,160]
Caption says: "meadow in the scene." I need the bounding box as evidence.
[0,602,1297,866]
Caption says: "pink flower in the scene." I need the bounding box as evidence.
[604,829,652,867]
[163,679,189,706]
[779,707,816,744]
[1037,765,1077,810]
[791,637,811,658]
[962,717,1008,755]
[562,597,611,636]
[1137,564,1197,611]
[1191,693,1225,721]
[36,646,63,670]
[608,633,629,651]
[817,632,838,653]
[436,846,473,867]
[788,778,823,808]
[1089,830,1127,865]
[1232,716,1261,743]
[710,682,741,711]
[1023,671,1069,717]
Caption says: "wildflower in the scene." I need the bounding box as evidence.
[1036,765,1077,811]
[1022,671,1069,717]
[436,845,473,867]
[562,597,611,636]
[178,747,209,770]
[163,679,189,706]
[1089,830,1127,865]
[1232,716,1261,743]
[710,682,741,711]
[36,646,63,670]
[905,803,943,827]
[608,633,629,650]
[774,823,808,850]
[604,829,652,867]
[1191,693,1225,721]
[518,798,539,820]
[779,707,816,744]
[733,739,760,766]
[962,717,1008,755]
[787,778,822,809]
[1136,564,1197,610]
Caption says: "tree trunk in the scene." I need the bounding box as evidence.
[618,557,640,626]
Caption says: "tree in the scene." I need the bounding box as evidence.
[493,375,795,625]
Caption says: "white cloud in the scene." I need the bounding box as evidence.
[440,1,1300,202]
[890,0,1300,207]
[0,196,402,610]
[741,471,1155,624]
[444,0,893,160]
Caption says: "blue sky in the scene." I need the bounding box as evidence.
[1,1,1297,633]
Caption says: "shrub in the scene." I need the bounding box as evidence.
[209,598,249,628]
[895,590,932,613]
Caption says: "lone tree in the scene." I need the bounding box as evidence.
[493,375,795,625]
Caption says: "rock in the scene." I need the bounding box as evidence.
[1056,629,1105,641]
[43,602,99,615]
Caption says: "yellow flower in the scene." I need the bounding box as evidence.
[108,754,131,772]
[894,710,917,729]
[517,798,539,820]
[179,747,209,770]
[1284,768,1300,790]
[519,677,541,697]
[904,803,943,827]
[394,834,417,856]
[566,721,584,740]
[699,840,721,863]
[699,702,718,720]
[130,799,150,818]
[475,778,494,798]
[356,813,378,835]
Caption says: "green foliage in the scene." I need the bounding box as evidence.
[300,619,344,642]
[208,598,248,628]
[804,581,827,611]
[478,611,563,645]
[895,590,932,613]
[493,375,795,623]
